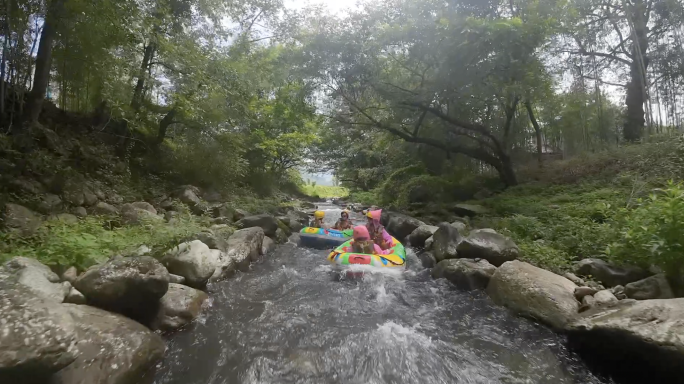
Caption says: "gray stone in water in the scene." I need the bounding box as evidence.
[210,227,264,281]
[51,304,165,384]
[593,289,619,307]
[262,236,276,255]
[0,281,77,382]
[74,256,170,322]
[432,222,462,262]
[487,260,578,330]
[611,285,628,300]
[575,258,650,288]
[624,274,674,300]
[3,256,69,302]
[162,240,219,288]
[456,229,519,267]
[568,298,684,381]
[432,258,496,290]
[274,228,289,244]
[579,295,597,313]
[574,286,598,301]
[418,251,437,269]
[385,212,426,241]
[408,225,439,247]
[153,283,209,332]
[169,274,186,284]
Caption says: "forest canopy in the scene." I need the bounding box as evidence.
[0,0,682,196]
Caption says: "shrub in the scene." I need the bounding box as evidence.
[606,181,684,277]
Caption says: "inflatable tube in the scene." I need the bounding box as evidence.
[327,237,406,269]
[298,227,352,250]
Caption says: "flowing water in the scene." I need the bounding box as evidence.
[149,204,612,384]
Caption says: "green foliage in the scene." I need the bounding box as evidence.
[606,181,684,277]
[301,185,349,199]
[378,165,426,206]
[0,213,205,270]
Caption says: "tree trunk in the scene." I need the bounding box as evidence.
[131,42,156,111]
[525,100,543,168]
[623,0,649,142]
[24,0,65,123]
[156,107,177,145]
[494,153,518,187]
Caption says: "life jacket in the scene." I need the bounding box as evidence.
[335,219,352,230]
[352,240,376,254]
[311,218,324,228]
[368,223,390,250]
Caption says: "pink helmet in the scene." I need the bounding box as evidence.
[367,209,382,222]
[352,225,370,241]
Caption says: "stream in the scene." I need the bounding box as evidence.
[148,204,613,384]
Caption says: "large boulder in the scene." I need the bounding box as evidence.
[152,283,208,332]
[451,203,489,217]
[384,212,425,241]
[432,259,496,290]
[211,227,264,280]
[432,222,462,262]
[418,251,437,268]
[408,225,439,247]
[624,274,674,300]
[175,185,202,206]
[286,210,310,230]
[568,299,684,382]
[184,226,234,252]
[62,180,98,207]
[3,256,69,302]
[0,281,77,383]
[73,256,170,323]
[576,258,651,287]
[236,214,280,237]
[456,229,519,267]
[51,304,166,384]
[129,201,157,215]
[487,260,579,330]
[273,228,289,244]
[161,240,219,288]
[2,203,42,236]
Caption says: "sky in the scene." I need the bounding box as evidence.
[285,0,359,13]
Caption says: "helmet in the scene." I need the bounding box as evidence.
[352,225,370,241]
[314,210,325,219]
[341,210,350,217]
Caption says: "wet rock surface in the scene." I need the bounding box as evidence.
[576,258,650,288]
[162,240,219,288]
[456,229,519,267]
[153,283,209,332]
[432,258,496,290]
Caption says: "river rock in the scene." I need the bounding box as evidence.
[262,236,276,254]
[3,256,69,302]
[432,222,462,262]
[580,295,597,312]
[384,212,425,241]
[71,206,87,218]
[432,258,496,290]
[568,298,684,382]
[153,283,209,332]
[424,236,434,250]
[211,227,264,281]
[162,240,219,288]
[185,227,234,252]
[274,228,289,244]
[487,260,578,330]
[51,304,166,384]
[233,208,251,221]
[0,281,77,383]
[611,285,628,300]
[575,258,650,287]
[574,286,598,301]
[236,214,280,237]
[62,266,79,283]
[408,225,439,247]
[624,274,674,300]
[451,203,489,217]
[49,213,79,224]
[450,221,467,233]
[120,203,162,225]
[37,193,64,214]
[456,229,519,267]
[418,251,437,268]
[74,256,170,322]
[169,273,186,284]
[593,289,619,307]
[64,287,87,305]
[2,203,42,235]
[175,185,202,206]
[90,201,119,216]
[563,272,585,285]
[130,201,157,214]
[287,210,310,229]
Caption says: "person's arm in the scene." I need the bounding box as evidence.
[381,229,393,247]
[373,244,388,255]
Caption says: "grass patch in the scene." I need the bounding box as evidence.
[301,185,349,199]
[0,211,206,270]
